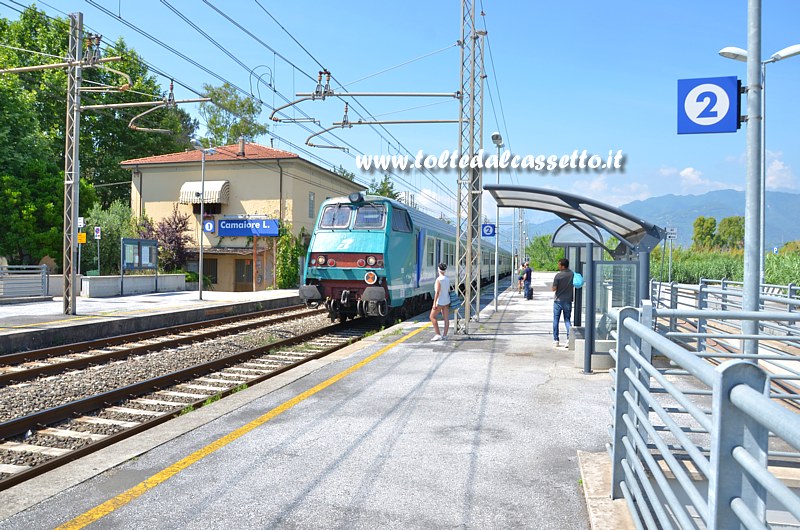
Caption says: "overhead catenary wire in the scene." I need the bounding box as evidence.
[83,0,360,157]
[1,1,457,214]
[249,0,457,209]
[201,1,456,213]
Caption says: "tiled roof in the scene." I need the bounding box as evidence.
[120,142,299,166]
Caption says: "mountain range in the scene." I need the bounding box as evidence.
[518,189,800,248]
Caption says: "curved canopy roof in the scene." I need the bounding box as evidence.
[483,184,665,253]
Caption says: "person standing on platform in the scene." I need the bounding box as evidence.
[522,262,533,300]
[552,258,574,347]
[430,263,451,341]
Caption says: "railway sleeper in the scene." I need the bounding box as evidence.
[105,406,163,417]
[38,428,107,442]
[178,384,227,393]
[0,463,30,475]
[157,390,211,399]
[74,416,140,428]
[0,442,70,457]
[196,377,247,385]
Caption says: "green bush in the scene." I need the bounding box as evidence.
[650,247,800,285]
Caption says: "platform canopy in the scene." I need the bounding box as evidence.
[483,184,665,254]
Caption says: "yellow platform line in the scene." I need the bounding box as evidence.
[56,322,431,530]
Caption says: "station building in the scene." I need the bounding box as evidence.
[121,140,365,292]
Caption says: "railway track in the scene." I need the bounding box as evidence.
[0,304,321,386]
[0,318,380,491]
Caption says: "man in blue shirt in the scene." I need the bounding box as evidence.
[552,258,574,347]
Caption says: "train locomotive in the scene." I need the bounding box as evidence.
[299,192,512,322]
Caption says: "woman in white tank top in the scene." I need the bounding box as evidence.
[430,263,450,341]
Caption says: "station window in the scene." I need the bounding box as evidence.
[193,203,221,215]
[308,192,316,219]
[203,258,218,284]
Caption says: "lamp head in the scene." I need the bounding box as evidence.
[190,137,204,151]
[719,46,748,62]
[770,43,800,62]
[491,131,503,147]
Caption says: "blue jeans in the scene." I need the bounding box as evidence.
[523,280,531,300]
[553,300,572,342]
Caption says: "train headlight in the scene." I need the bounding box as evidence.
[357,258,366,267]
[364,271,377,285]
[317,255,326,265]
[366,255,377,266]
[327,258,336,267]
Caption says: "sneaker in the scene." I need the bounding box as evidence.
[553,340,559,347]
[431,335,442,342]
[441,334,447,341]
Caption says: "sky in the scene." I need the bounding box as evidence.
[1,1,799,236]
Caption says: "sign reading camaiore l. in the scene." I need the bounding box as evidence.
[218,218,279,237]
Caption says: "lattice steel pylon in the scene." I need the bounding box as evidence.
[63,12,83,315]
[455,0,486,335]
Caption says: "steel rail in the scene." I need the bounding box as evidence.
[0,319,378,491]
[1,304,311,362]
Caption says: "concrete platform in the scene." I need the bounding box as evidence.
[0,289,302,353]
[0,273,632,529]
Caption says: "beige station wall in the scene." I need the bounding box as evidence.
[129,157,363,291]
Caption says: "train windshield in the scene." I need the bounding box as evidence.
[354,204,386,229]
[318,204,352,229]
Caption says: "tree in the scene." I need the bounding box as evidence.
[717,216,745,250]
[692,216,717,249]
[368,174,400,200]
[199,82,268,146]
[334,165,356,181]
[0,6,200,270]
[525,235,564,271]
[152,205,195,272]
[81,200,138,274]
[275,222,303,288]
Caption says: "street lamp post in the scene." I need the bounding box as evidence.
[191,138,216,301]
[491,132,503,311]
[719,43,800,286]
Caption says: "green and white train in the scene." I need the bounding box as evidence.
[299,192,512,322]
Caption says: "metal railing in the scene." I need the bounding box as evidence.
[0,265,48,298]
[609,301,800,529]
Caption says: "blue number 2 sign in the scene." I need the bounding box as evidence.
[677,76,739,134]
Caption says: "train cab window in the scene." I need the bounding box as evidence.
[354,204,385,229]
[391,208,412,232]
[318,204,352,229]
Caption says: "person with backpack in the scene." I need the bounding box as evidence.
[522,262,533,300]
[552,258,574,347]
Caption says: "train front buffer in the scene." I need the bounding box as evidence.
[300,252,389,320]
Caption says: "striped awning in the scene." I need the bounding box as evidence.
[179,180,230,204]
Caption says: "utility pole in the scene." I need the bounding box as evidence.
[1,13,208,315]
[455,0,486,335]
[62,12,84,315]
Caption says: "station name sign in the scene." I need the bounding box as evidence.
[218,218,279,237]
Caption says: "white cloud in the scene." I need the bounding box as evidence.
[659,167,678,177]
[567,175,651,206]
[678,167,732,193]
[765,150,798,190]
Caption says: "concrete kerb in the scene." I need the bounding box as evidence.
[578,451,636,530]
